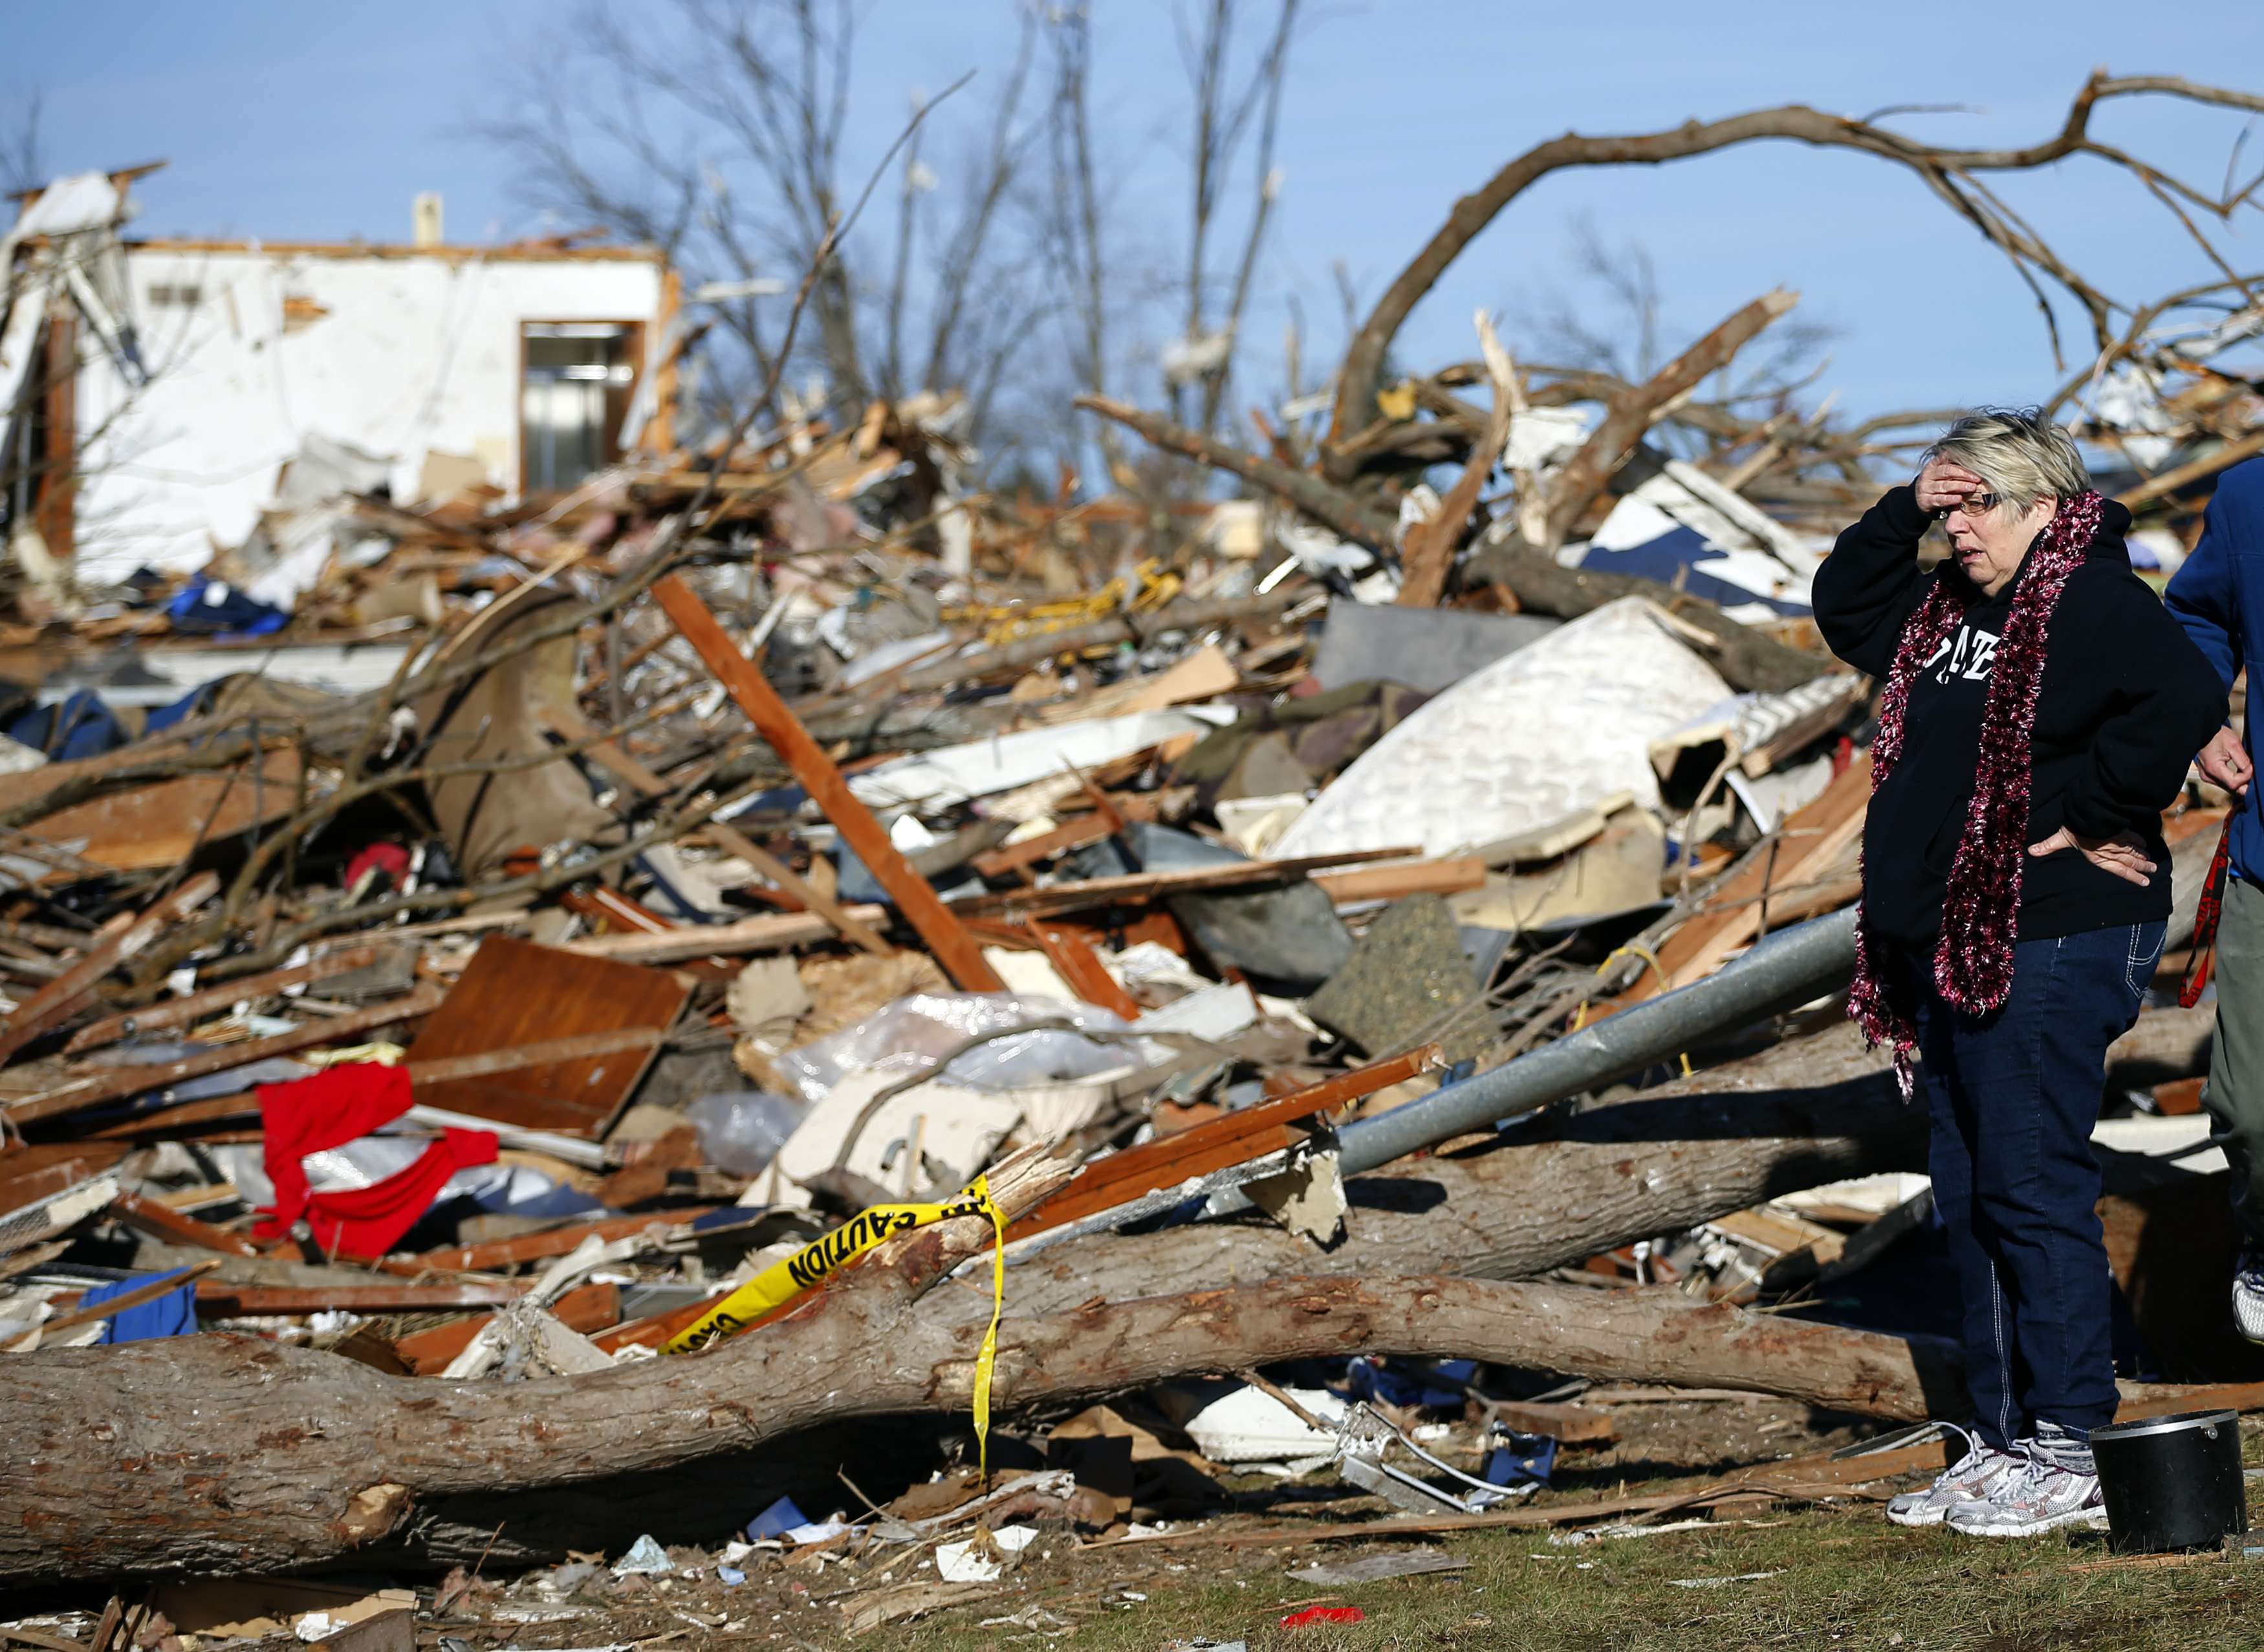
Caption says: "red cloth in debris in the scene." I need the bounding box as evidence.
[345,842,413,892]
[255,1062,498,1257]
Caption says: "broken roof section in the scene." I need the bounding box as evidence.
[4,164,677,589]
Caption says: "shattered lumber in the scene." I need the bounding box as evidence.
[1538,290,1798,548]
[2,1266,1955,1583]
[0,873,221,1065]
[653,573,1007,992]
[1074,394,1396,547]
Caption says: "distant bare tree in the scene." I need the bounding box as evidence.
[1168,0,1302,440]
[484,0,1044,446]
[1032,5,1117,477]
[1515,215,1839,459]
[0,89,42,196]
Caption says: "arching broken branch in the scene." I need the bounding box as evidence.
[1327,72,2264,477]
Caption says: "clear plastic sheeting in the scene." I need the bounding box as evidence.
[684,1091,807,1176]
[774,992,1144,1106]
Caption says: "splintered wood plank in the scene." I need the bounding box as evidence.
[1003,1045,1444,1243]
[406,937,690,1137]
[17,752,305,873]
[390,1281,622,1375]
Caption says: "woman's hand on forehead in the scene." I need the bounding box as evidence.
[1915,456,1986,515]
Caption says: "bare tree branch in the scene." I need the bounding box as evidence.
[1326,72,2264,480]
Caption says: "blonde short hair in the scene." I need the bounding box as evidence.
[1923,408,2089,514]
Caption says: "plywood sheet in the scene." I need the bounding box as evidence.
[407,937,691,1136]
[12,750,303,871]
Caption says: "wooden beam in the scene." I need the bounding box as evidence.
[948,846,1418,921]
[175,1281,529,1316]
[407,1209,716,1274]
[1313,855,1487,904]
[109,1190,263,1259]
[19,1259,221,1342]
[651,575,1005,992]
[62,944,388,1056]
[563,906,881,965]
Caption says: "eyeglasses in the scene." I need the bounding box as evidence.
[1937,491,2002,519]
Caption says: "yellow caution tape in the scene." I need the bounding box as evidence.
[942,560,1184,651]
[662,1175,1012,1476]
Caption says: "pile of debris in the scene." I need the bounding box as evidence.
[5,143,2264,1642]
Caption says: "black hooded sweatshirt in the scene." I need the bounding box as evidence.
[1812,484,2226,951]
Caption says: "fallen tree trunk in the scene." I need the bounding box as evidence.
[1002,1008,2211,1319]
[9,1016,2205,1583]
[2,1268,1956,1585]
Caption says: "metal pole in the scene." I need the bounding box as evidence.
[1333,906,1861,1177]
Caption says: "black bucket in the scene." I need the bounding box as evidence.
[2090,1409,2249,1554]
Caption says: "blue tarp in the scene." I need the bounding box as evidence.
[165,576,288,640]
[5,682,224,763]
[1579,525,1811,618]
[78,1268,201,1343]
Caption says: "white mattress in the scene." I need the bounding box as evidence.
[1270,597,1732,862]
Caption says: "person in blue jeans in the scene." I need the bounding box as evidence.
[1815,409,2225,1538]
[2163,455,2264,1340]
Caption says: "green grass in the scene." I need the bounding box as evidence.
[868,1506,2264,1651]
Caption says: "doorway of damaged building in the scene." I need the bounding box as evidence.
[519,320,643,497]
[3,302,78,564]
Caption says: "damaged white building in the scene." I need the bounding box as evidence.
[3,165,678,598]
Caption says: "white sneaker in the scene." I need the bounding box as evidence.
[2234,1249,2264,1344]
[1945,1440,2107,1538]
[1885,1435,2019,1528]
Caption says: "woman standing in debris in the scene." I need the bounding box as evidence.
[1814,409,2224,1538]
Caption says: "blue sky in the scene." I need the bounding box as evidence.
[13,1,2264,433]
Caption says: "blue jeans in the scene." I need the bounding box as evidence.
[1904,920,2164,1450]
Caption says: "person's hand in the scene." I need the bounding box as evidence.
[1915,455,1986,515]
[2027,826,2158,887]
[2199,725,2252,798]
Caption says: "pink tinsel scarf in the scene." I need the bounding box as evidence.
[1846,489,2109,1094]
